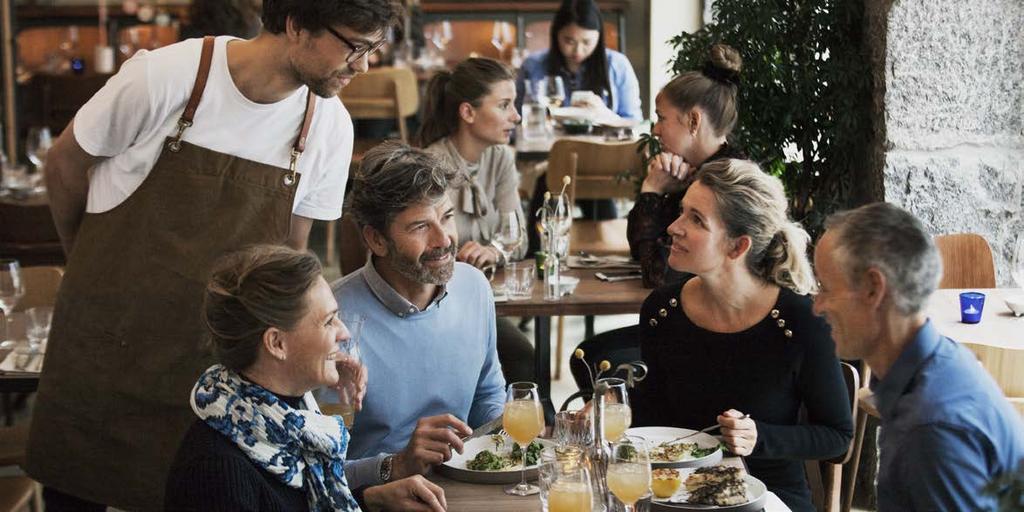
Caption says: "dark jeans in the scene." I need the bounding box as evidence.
[496,317,535,383]
[43,487,106,512]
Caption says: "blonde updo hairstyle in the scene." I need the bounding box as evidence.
[202,245,323,373]
[660,43,742,138]
[694,159,816,295]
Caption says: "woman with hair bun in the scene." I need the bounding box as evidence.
[631,159,853,512]
[628,43,748,288]
[418,57,535,384]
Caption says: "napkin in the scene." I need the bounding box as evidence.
[567,255,640,270]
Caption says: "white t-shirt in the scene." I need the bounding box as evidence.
[74,36,352,220]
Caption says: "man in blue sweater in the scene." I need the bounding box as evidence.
[813,202,1024,511]
[328,141,508,490]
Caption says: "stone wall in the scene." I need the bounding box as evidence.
[878,0,1024,285]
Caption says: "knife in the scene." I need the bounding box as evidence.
[460,415,504,443]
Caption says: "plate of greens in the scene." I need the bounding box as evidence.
[437,434,553,484]
[627,426,724,469]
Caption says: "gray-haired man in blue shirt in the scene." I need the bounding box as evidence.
[812,202,1024,511]
[327,141,508,491]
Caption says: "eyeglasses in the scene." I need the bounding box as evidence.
[323,25,386,64]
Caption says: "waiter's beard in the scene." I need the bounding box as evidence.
[293,63,352,98]
[384,239,457,286]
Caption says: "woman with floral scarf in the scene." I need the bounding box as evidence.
[165,245,446,511]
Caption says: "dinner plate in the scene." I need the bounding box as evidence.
[626,426,722,469]
[437,436,555,485]
[650,469,768,512]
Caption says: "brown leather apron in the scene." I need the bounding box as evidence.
[26,36,318,510]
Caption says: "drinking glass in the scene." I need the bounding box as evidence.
[506,261,535,300]
[600,377,632,442]
[26,306,52,354]
[1012,232,1024,289]
[539,446,588,512]
[548,464,593,512]
[554,409,593,447]
[492,211,526,293]
[503,381,544,496]
[491,21,513,60]
[542,75,567,109]
[333,315,363,429]
[431,20,453,51]
[607,435,651,512]
[0,260,24,316]
[26,126,53,171]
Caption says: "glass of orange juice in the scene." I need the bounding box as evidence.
[600,378,632,442]
[547,465,593,512]
[503,381,545,496]
[607,435,651,512]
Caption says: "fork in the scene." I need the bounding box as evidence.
[667,414,751,445]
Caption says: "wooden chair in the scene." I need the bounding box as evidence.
[843,233,998,512]
[546,139,641,378]
[0,423,42,512]
[12,266,62,313]
[327,67,419,267]
[806,362,859,512]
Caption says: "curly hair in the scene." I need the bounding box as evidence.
[261,0,403,36]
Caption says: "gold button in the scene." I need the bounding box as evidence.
[659,308,668,317]
[777,319,786,328]
[771,309,780,319]
[669,298,678,307]
[649,318,658,327]
[784,329,793,338]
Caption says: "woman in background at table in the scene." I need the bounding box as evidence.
[631,159,853,512]
[418,58,535,384]
[165,245,445,512]
[628,43,747,289]
[516,0,642,123]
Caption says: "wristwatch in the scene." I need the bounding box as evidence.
[379,454,395,483]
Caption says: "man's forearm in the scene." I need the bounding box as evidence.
[46,160,90,256]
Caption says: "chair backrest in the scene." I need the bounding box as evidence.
[339,67,419,142]
[805,361,859,512]
[966,343,1024,417]
[338,215,370,277]
[934,233,996,289]
[546,139,642,201]
[832,362,860,464]
[13,266,62,312]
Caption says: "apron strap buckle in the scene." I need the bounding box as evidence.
[167,119,193,153]
[284,148,301,187]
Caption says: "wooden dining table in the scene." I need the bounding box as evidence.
[494,263,649,410]
[431,453,792,511]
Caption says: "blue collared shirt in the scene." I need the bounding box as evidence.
[872,320,1024,511]
[516,48,643,121]
[326,259,507,489]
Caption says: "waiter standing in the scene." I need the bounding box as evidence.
[26,1,403,510]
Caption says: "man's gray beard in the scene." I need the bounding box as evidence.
[384,239,456,286]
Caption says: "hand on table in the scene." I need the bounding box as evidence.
[363,475,447,512]
[641,152,691,195]
[333,355,368,412]
[456,241,500,269]
[717,409,756,456]
[393,414,472,479]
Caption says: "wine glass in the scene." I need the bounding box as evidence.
[26,306,52,354]
[0,260,24,316]
[332,314,363,430]
[543,75,567,109]
[431,21,452,52]
[607,435,652,512]
[503,381,544,496]
[1012,232,1024,289]
[492,211,526,292]
[547,464,593,512]
[26,126,53,172]
[491,21,513,60]
[599,377,632,442]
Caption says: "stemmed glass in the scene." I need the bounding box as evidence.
[333,315,363,430]
[490,21,513,61]
[492,211,526,292]
[26,126,53,173]
[542,75,567,109]
[541,193,572,269]
[599,377,632,443]
[0,260,24,317]
[1012,232,1024,289]
[503,381,544,496]
[431,21,453,52]
[607,435,652,512]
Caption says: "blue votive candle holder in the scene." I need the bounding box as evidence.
[959,292,986,324]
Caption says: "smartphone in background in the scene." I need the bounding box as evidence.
[595,270,642,282]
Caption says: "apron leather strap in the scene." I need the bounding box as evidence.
[295,91,316,154]
[168,36,215,152]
